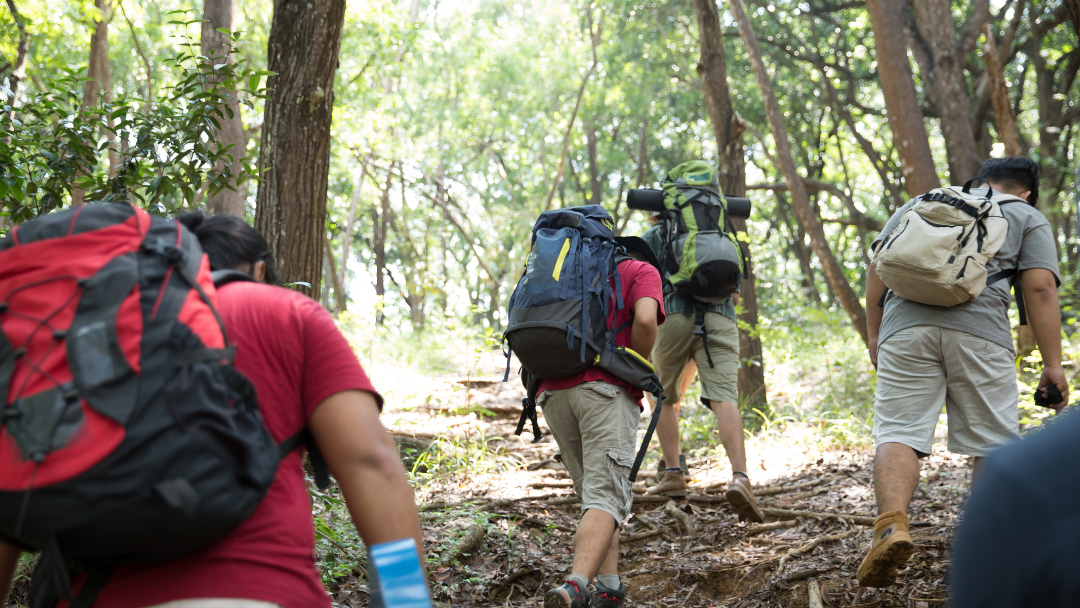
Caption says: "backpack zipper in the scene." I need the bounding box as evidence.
[552,236,571,281]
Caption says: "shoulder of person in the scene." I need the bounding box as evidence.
[1000,200,1049,227]
[221,281,321,315]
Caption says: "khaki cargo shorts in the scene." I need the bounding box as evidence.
[537,381,641,524]
[652,311,739,406]
[875,325,1019,457]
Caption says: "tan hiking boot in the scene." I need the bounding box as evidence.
[725,472,765,523]
[857,511,915,588]
[646,470,687,497]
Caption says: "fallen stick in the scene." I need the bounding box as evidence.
[777,529,860,571]
[665,499,694,535]
[807,578,824,608]
[530,481,574,489]
[687,493,727,504]
[683,581,700,604]
[746,520,799,536]
[761,508,933,527]
[784,568,821,583]
[701,477,825,496]
[439,521,486,567]
[620,528,664,543]
[777,487,829,502]
[490,566,538,595]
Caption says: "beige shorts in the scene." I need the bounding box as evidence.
[652,311,739,406]
[538,381,641,524]
[875,325,1019,457]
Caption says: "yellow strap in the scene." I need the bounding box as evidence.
[552,237,571,281]
[617,346,656,372]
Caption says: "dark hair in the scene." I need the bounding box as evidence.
[176,211,281,285]
[980,157,1040,206]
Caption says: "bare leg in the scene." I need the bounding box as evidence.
[571,509,617,580]
[971,456,986,484]
[708,400,747,473]
[655,360,696,466]
[873,442,921,514]
[655,400,682,467]
[597,527,619,576]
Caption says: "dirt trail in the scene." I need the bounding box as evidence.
[361,354,966,607]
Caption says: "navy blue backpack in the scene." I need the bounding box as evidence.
[502,205,663,481]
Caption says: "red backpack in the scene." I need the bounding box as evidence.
[0,203,299,608]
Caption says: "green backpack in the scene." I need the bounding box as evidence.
[658,160,746,302]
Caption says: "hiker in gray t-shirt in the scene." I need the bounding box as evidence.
[856,157,1069,590]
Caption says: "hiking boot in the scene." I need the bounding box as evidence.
[725,472,765,523]
[856,511,915,588]
[651,456,691,482]
[646,470,687,497]
[592,582,628,607]
[544,579,591,608]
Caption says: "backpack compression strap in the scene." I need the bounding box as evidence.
[684,300,715,369]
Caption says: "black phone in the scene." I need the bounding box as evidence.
[1034,385,1064,408]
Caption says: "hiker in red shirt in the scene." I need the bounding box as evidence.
[0,212,426,607]
[537,237,665,608]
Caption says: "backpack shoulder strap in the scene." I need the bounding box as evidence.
[280,429,332,489]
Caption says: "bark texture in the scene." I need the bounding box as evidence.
[981,23,1022,156]
[202,0,247,218]
[693,0,766,405]
[914,0,983,184]
[71,0,113,206]
[254,0,346,299]
[731,0,868,345]
[3,0,29,114]
[865,0,940,197]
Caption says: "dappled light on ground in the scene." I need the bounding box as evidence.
[326,349,969,607]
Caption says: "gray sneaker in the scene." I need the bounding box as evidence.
[592,582,628,608]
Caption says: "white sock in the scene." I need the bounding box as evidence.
[568,572,589,589]
[596,574,621,590]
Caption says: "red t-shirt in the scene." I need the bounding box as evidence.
[537,259,664,404]
[77,282,380,608]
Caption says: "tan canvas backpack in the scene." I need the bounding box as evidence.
[872,180,1026,308]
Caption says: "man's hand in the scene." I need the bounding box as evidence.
[1037,366,1069,411]
[1020,268,1067,411]
[865,265,886,368]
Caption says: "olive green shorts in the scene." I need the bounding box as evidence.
[652,311,739,406]
[538,381,641,524]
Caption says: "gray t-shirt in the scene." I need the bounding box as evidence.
[873,190,1060,352]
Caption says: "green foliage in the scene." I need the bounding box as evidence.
[0,31,267,225]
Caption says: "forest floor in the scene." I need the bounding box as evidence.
[319,348,970,608]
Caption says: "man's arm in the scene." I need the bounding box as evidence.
[309,390,427,563]
[866,264,887,369]
[630,296,659,359]
[1020,268,1069,409]
[1,540,20,605]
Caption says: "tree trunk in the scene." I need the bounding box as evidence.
[692,0,766,406]
[371,169,393,326]
[253,0,346,299]
[587,116,603,205]
[731,0,868,345]
[202,0,247,218]
[1064,0,1080,36]
[865,0,940,197]
[335,155,368,314]
[3,0,29,118]
[914,0,984,184]
[981,23,1023,156]
[71,0,114,206]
